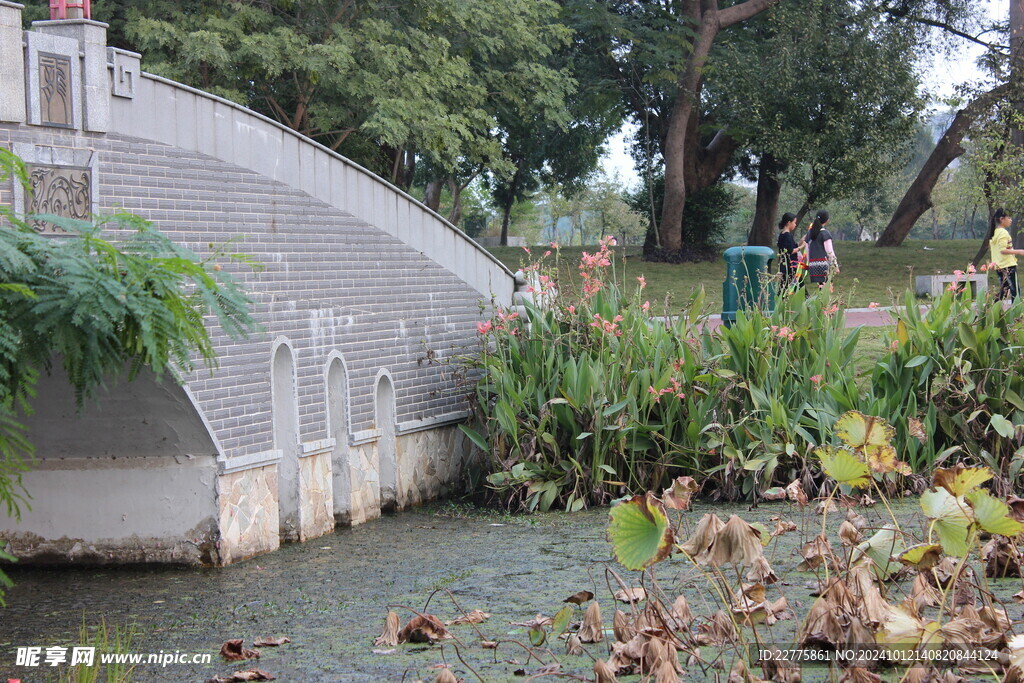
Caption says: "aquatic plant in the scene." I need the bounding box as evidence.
[605,410,1024,680]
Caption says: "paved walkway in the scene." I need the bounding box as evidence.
[699,305,927,332]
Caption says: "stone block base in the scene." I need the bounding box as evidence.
[216,463,280,565]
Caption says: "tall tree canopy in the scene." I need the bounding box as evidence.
[714,0,923,246]
[107,0,578,191]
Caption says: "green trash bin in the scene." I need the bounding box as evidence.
[721,246,776,326]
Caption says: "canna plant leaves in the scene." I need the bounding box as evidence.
[817,447,871,488]
[607,493,674,570]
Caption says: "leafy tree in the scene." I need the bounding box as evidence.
[114,0,575,189]
[715,0,924,246]
[0,150,256,602]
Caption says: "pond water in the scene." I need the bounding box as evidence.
[1,500,1021,682]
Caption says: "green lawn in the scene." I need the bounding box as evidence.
[487,239,984,312]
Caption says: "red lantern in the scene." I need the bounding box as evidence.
[49,0,91,20]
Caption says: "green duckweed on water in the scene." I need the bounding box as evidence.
[1,498,1022,681]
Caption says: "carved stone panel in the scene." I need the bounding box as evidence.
[25,164,91,235]
[24,30,81,129]
[38,53,73,128]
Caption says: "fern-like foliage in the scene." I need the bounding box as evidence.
[0,148,257,603]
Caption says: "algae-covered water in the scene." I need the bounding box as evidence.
[1,500,1022,682]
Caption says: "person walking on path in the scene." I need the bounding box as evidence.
[989,208,1024,300]
[776,212,802,289]
[802,210,839,289]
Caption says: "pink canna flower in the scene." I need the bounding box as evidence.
[522,246,531,254]
[868,302,880,309]
[567,305,576,315]
[637,275,647,289]
[810,374,823,384]
[543,250,552,258]
[476,321,492,335]
[967,264,976,275]
[642,301,651,312]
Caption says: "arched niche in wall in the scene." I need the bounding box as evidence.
[325,352,351,524]
[374,369,397,512]
[271,338,300,541]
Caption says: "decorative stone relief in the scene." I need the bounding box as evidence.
[299,450,334,541]
[38,53,73,127]
[24,30,81,129]
[11,143,98,235]
[216,464,280,565]
[25,164,91,234]
[108,47,140,99]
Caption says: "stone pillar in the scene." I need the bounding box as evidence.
[32,18,110,132]
[0,2,26,123]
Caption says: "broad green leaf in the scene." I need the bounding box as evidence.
[920,488,972,557]
[607,493,674,570]
[528,625,546,646]
[965,489,1024,537]
[551,605,573,636]
[991,414,1015,439]
[851,525,904,579]
[458,424,489,452]
[816,447,870,488]
[905,355,928,368]
[835,411,895,449]
[932,465,993,497]
[896,543,942,570]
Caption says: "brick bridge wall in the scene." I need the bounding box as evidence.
[0,2,517,565]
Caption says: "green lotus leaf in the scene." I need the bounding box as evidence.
[932,465,993,497]
[965,489,1024,537]
[850,525,904,579]
[920,488,972,557]
[608,492,674,570]
[835,410,895,450]
[817,447,871,488]
[551,605,573,636]
[896,543,943,570]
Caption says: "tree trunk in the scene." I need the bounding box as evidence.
[499,164,524,246]
[500,203,514,247]
[875,84,1009,247]
[660,8,718,252]
[748,154,782,247]
[446,178,463,227]
[794,199,811,228]
[659,0,780,252]
[424,180,443,212]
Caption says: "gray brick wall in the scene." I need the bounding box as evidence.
[0,124,489,459]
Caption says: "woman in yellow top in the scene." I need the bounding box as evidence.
[989,208,1024,300]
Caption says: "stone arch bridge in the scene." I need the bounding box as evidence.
[0,2,518,565]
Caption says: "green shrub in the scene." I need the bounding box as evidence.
[872,277,1024,492]
[461,241,861,508]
